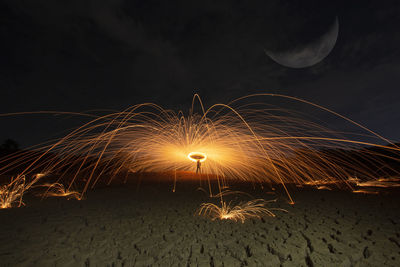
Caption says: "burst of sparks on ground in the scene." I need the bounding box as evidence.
[0,94,400,220]
[0,174,41,209]
[35,183,82,200]
[198,199,287,223]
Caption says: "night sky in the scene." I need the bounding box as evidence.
[1,0,400,147]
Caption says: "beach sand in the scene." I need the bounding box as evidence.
[0,180,399,266]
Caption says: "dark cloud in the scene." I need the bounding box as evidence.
[0,0,399,146]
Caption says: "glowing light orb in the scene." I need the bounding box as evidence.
[187,152,207,162]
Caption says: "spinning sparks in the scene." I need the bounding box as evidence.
[0,94,400,219]
[188,152,207,162]
[198,199,287,223]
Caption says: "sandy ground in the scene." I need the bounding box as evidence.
[0,180,399,267]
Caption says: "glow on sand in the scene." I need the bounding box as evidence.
[1,94,400,221]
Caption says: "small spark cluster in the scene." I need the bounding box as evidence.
[198,199,287,223]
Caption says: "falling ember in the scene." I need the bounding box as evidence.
[317,185,332,190]
[352,189,380,195]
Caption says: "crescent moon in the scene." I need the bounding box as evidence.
[265,17,339,68]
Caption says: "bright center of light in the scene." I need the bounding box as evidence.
[188,152,207,162]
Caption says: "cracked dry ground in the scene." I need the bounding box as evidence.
[0,182,399,266]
